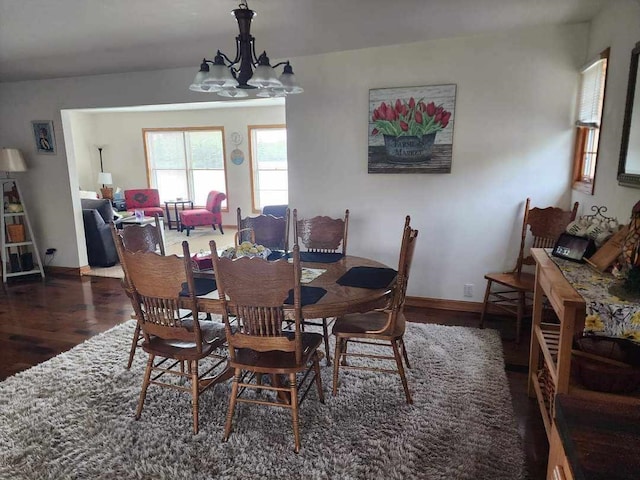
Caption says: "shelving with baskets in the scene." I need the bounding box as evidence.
[1,178,44,282]
[528,248,640,440]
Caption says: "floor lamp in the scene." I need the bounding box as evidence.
[97,147,113,200]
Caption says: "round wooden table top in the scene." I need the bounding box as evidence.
[194,254,394,318]
[300,255,393,318]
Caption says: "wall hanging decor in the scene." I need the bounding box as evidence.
[368,84,456,174]
[31,120,56,154]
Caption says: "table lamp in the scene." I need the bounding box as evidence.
[0,148,28,178]
[98,172,113,200]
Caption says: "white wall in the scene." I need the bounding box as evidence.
[287,24,588,300]
[0,24,589,303]
[572,0,640,219]
[67,105,285,222]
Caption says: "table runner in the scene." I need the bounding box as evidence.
[548,250,640,343]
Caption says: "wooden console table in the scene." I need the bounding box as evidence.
[528,248,640,440]
[547,394,640,480]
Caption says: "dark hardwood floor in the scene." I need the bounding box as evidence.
[0,275,547,479]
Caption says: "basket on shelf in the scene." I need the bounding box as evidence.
[572,336,640,393]
[537,364,555,416]
[6,224,25,243]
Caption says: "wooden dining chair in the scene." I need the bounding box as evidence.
[210,240,324,453]
[112,215,165,369]
[118,213,165,255]
[332,216,418,404]
[115,236,227,434]
[479,198,578,343]
[293,208,349,365]
[236,207,290,252]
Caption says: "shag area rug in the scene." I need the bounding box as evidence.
[0,321,525,480]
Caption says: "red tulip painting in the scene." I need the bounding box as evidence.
[371,99,451,137]
[368,84,456,174]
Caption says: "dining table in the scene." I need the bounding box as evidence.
[176,252,397,398]
[190,254,396,318]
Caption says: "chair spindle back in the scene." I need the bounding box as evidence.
[211,240,303,363]
[236,208,290,251]
[115,234,204,350]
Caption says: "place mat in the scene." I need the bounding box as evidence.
[299,252,344,263]
[284,286,327,306]
[336,266,397,289]
[301,268,326,284]
[180,278,217,297]
[267,250,288,261]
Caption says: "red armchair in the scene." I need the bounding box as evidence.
[124,189,164,218]
[179,191,226,236]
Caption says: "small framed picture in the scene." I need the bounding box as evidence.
[31,120,56,154]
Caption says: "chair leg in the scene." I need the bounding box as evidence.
[392,339,413,404]
[516,291,525,344]
[312,352,325,403]
[219,223,224,234]
[135,354,154,420]
[332,337,343,396]
[223,369,241,442]
[191,360,199,434]
[341,340,349,366]
[186,227,191,237]
[126,321,141,369]
[479,279,492,329]
[322,318,331,366]
[400,336,411,369]
[212,224,217,231]
[289,372,301,454]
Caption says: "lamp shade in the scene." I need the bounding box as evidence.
[0,148,27,172]
[97,172,113,185]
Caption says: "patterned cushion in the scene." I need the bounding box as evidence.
[124,189,160,209]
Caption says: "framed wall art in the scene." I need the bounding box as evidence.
[368,84,456,173]
[31,120,56,154]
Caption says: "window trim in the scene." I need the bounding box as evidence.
[247,124,288,213]
[142,126,229,211]
[572,48,610,195]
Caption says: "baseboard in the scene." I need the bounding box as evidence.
[406,296,482,312]
[405,296,506,315]
[45,265,88,277]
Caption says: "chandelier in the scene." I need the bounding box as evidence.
[189,0,303,98]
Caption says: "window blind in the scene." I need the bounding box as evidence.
[577,58,607,127]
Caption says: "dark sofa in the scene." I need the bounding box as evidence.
[81,198,118,267]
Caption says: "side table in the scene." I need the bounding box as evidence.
[164,200,193,231]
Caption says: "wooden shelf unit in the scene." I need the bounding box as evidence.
[1,178,45,282]
[528,248,640,440]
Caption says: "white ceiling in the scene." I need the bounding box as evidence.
[0,0,607,83]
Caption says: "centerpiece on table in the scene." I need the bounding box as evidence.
[222,241,271,260]
[371,97,451,162]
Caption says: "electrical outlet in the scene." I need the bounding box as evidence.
[45,248,57,255]
[463,283,473,298]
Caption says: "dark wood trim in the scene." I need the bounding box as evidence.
[45,265,87,276]
[618,41,640,187]
[406,295,509,315]
[406,296,482,312]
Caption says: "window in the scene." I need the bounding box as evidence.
[573,48,609,195]
[249,126,288,212]
[144,127,227,208]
